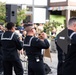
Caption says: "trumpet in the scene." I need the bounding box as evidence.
[38,33,43,39]
[38,32,47,39]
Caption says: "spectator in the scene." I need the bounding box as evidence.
[17,23,24,34]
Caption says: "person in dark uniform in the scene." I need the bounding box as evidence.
[23,23,50,75]
[0,22,23,75]
[63,17,76,75]
[0,25,4,74]
[55,37,66,75]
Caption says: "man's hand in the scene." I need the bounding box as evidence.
[18,49,24,54]
[39,32,47,39]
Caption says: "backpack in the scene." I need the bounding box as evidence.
[55,28,75,54]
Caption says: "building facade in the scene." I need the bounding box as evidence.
[1,0,49,23]
[49,0,76,26]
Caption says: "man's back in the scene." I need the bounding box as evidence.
[0,31,22,60]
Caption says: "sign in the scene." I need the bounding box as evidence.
[34,8,46,23]
[50,0,66,2]
[44,48,52,62]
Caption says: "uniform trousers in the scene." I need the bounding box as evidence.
[57,61,64,75]
[0,59,3,73]
[28,60,45,75]
[3,60,23,75]
[0,49,3,73]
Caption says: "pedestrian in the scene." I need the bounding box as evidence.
[63,17,76,75]
[0,22,23,75]
[23,23,50,75]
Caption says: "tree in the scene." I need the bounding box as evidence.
[0,2,26,26]
[0,2,6,23]
[16,7,26,26]
[44,20,61,36]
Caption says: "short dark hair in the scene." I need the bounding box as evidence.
[68,17,76,26]
[24,23,33,28]
[6,22,15,30]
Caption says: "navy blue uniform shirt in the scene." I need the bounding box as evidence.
[0,31,23,61]
[23,36,50,59]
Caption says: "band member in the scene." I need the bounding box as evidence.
[55,39,66,75]
[0,25,4,74]
[63,17,76,75]
[23,23,50,75]
[0,22,23,75]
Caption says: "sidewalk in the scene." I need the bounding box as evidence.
[44,53,58,75]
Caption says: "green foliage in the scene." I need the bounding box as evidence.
[50,15,66,24]
[0,2,26,26]
[44,14,65,36]
[16,8,26,26]
[0,2,6,23]
[44,20,62,35]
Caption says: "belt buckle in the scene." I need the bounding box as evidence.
[36,57,40,62]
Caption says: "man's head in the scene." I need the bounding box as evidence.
[6,22,15,32]
[68,17,76,32]
[24,23,36,36]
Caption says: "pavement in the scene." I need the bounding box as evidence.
[45,53,58,75]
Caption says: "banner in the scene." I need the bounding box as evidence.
[48,6,76,11]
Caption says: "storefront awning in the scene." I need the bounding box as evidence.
[48,6,76,11]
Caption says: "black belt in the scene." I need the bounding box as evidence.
[28,55,43,62]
